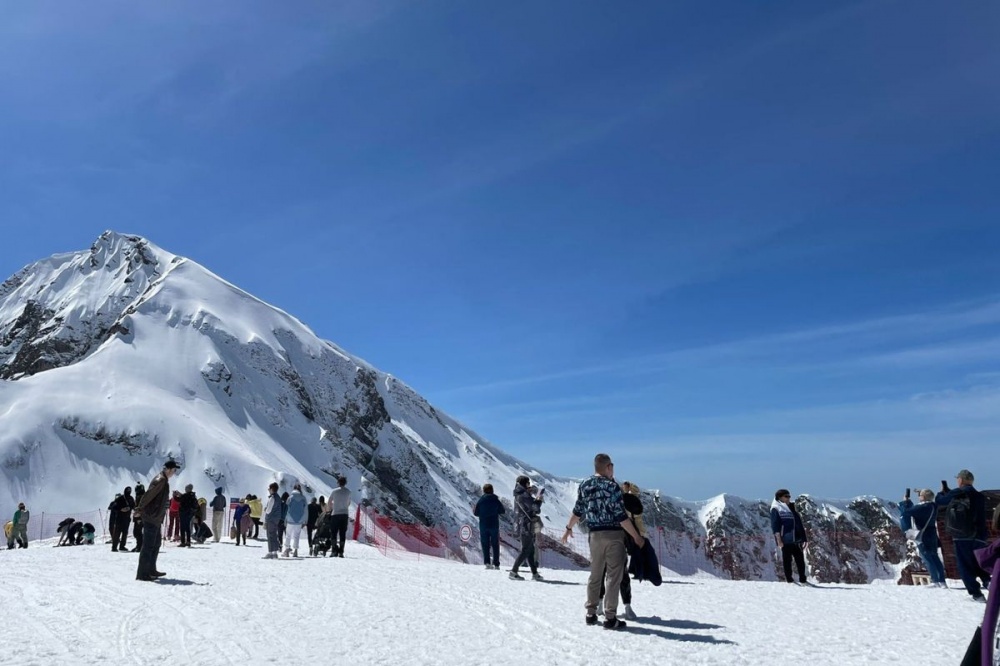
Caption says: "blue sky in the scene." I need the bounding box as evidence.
[2,1,999,500]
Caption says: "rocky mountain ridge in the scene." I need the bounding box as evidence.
[0,232,914,582]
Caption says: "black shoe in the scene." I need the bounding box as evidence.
[585,615,598,626]
[112,548,118,552]
[131,547,140,552]
[136,575,155,582]
[603,618,627,630]
[152,571,166,578]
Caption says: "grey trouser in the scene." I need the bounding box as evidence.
[587,530,627,619]
[266,521,281,554]
[212,511,224,542]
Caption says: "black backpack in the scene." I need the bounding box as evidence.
[946,494,976,539]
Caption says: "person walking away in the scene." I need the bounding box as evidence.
[900,489,946,587]
[935,469,992,601]
[510,476,544,581]
[307,497,320,550]
[474,483,505,569]
[178,484,198,547]
[262,483,282,559]
[210,487,226,543]
[283,484,307,557]
[8,503,29,549]
[135,460,180,581]
[562,454,645,630]
[771,489,809,584]
[329,477,351,558]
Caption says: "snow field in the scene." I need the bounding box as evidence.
[0,537,986,666]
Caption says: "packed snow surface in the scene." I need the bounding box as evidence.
[2,537,985,666]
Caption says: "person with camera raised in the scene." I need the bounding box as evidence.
[509,475,543,581]
[935,469,991,602]
[900,488,946,587]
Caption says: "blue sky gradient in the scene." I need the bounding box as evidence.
[2,1,999,499]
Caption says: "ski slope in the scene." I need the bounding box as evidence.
[1,536,985,666]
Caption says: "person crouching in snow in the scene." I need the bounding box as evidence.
[81,523,96,545]
[771,489,809,584]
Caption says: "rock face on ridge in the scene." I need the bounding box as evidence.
[0,232,915,581]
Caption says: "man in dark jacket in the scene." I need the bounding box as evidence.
[110,487,136,552]
[178,484,198,547]
[210,487,226,543]
[936,469,991,601]
[474,483,506,569]
[131,483,145,552]
[135,460,179,581]
[900,489,946,587]
[770,488,808,584]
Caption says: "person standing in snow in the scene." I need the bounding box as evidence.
[8,503,29,549]
[135,460,180,581]
[306,497,320,550]
[262,483,282,559]
[111,487,136,552]
[233,499,251,546]
[210,487,226,543]
[167,491,181,542]
[935,470,991,602]
[328,477,351,558]
[249,495,263,539]
[598,481,646,621]
[510,476,544,581]
[474,483,505,570]
[562,454,645,630]
[899,489,946,587]
[283,484,307,558]
[178,484,198,547]
[277,491,290,548]
[771,489,809,585]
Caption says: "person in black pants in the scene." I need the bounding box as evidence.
[510,476,543,580]
[936,470,992,601]
[306,497,320,550]
[770,488,808,584]
[178,484,198,547]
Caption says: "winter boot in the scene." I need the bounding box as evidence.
[292,549,298,558]
[282,548,291,558]
[509,570,524,580]
[623,604,637,621]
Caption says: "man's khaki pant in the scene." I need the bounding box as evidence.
[587,529,626,619]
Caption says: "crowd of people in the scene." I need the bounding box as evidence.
[4,457,996,637]
[124,461,356,581]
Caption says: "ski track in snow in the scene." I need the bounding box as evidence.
[1,538,986,666]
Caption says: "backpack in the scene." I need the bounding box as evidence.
[946,494,976,539]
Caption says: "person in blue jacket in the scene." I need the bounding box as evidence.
[770,488,808,584]
[899,489,946,587]
[474,483,506,569]
[935,469,991,601]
